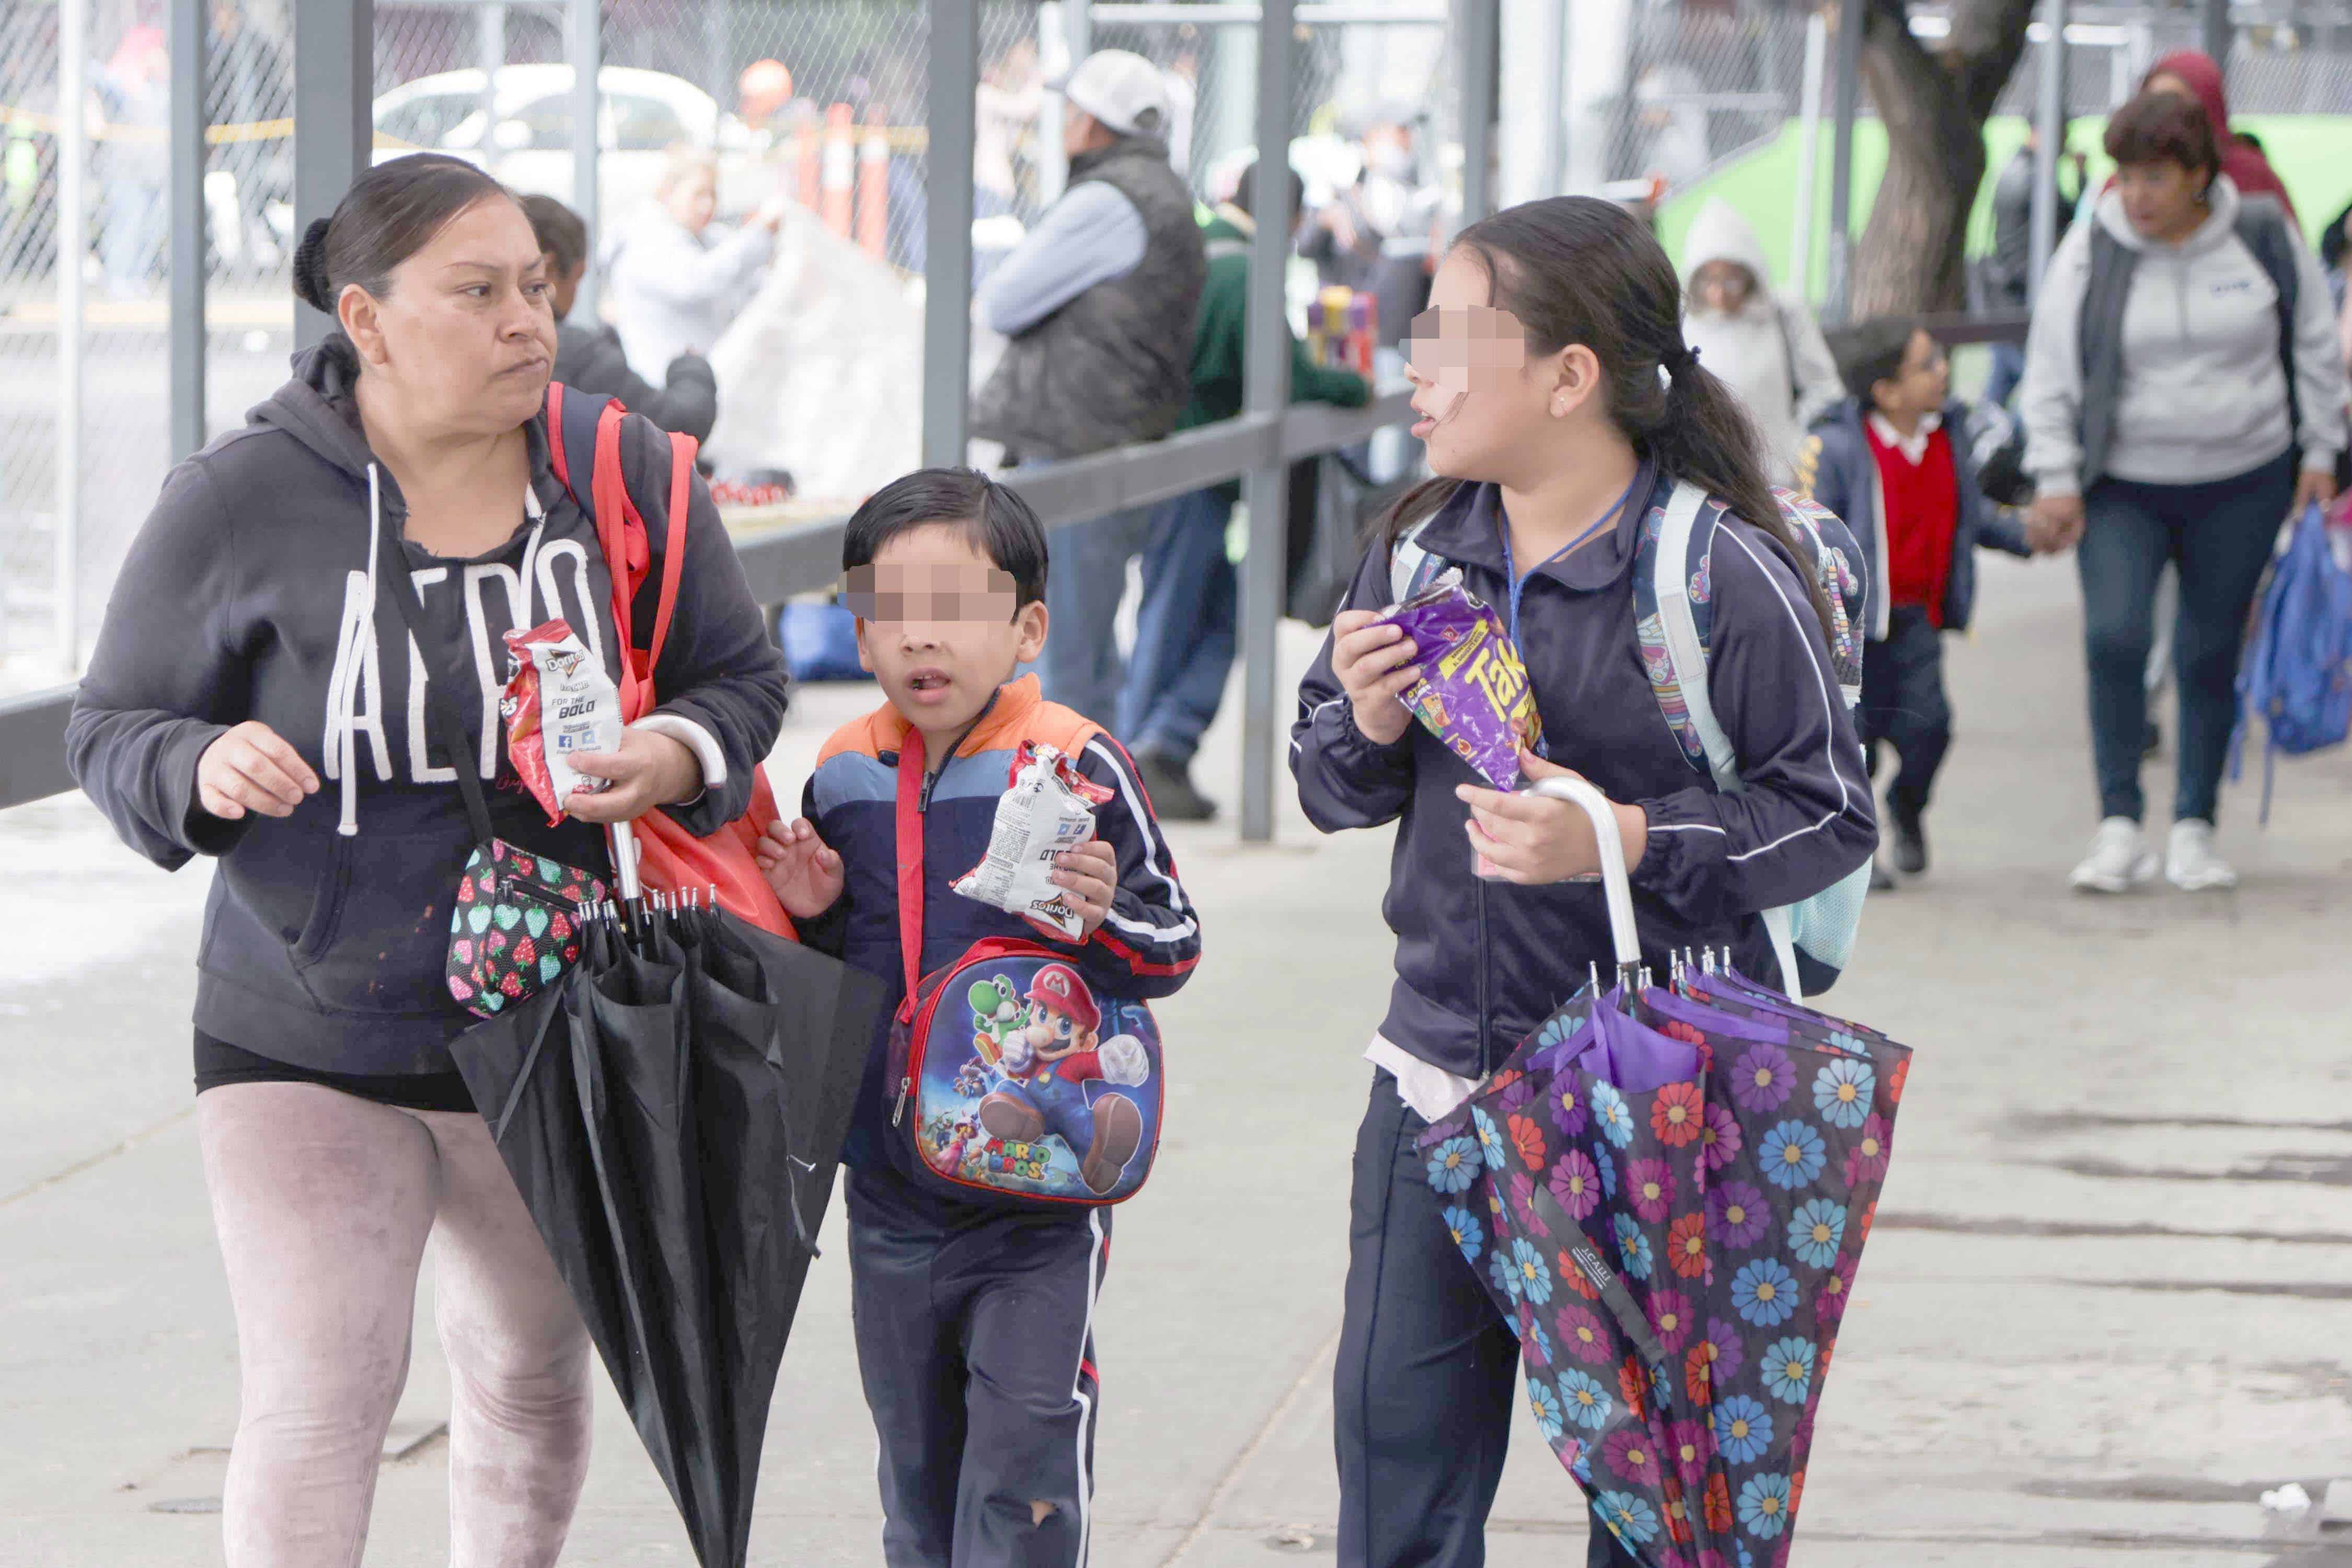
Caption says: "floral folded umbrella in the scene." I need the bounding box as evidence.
[1416,779,1913,1567]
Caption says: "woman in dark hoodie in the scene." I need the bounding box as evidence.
[66,155,787,1563]
[1290,197,1875,1568]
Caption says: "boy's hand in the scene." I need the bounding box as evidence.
[1046,838,1119,941]
[754,817,845,918]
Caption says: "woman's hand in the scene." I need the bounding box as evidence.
[754,816,845,918]
[563,730,701,823]
[1329,608,1422,747]
[2027,492,2085,555]
[1041,838,1119,942]
[197,722,320,821]
[1456,750,1650,885]
[2293,467,2339,516]
[2028,491,2086,553]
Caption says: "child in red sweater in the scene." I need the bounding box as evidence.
[1801,319,2035,885]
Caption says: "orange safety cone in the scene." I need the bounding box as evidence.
[821,102,854,238]
[855,109,889,260]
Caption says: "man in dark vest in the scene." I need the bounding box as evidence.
[972,49,1208,733]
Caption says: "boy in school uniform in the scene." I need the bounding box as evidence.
[755,467,1201,1568]
[1799,318,2036,886]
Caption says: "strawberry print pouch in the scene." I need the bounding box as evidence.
[445,840,609,1018]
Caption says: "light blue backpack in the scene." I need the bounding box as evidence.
[2229,503,2352,823]
[1391,481,1874,1000]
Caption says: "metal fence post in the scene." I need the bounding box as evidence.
[293,0,374,350]
[2027,0,2068,308]
[570,0,601,323]
[169,0,207,463]
[56,0,85,670]
[2203,0,2232,66]
[1238,0,1296,845]
[923,0,978,469]
[1824,0,1862,323]
[1789,9,1827,307]
[1453,0,1498,231]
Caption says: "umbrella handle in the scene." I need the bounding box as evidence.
[1524,776,1641,974]
[609,818,643,902]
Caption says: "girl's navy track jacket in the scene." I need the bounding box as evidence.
[1289,464,1877,1081]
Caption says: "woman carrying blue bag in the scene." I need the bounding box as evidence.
[1288,196,1876,1567]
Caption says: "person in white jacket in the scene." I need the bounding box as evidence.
[606,146,785,382]
[2020,90,2345,895]
[1678,197,1845,487]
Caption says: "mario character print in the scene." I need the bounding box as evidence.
[977,963,1151,1195]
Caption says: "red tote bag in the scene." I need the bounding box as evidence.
[546,382,796,939]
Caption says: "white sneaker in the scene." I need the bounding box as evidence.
[2070,817,2159,893]
[2165,818,2238,891]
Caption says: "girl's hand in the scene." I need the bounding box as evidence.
[1329,608,1422,747]
[1456,750,1649,885]
[754,817,846,918]
[1039,838,1118,941]
[563,730,702,823]
[197,721,319,821]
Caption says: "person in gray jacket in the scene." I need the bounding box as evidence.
[971,48,1207,732]
[2021,90,2345,895]
[521,193,717,442]
[66,155,787,1564]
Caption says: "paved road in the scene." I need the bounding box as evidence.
[4,555,2351,1565]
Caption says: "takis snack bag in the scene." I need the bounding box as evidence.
[500,618,622,825]
[1375,568,1543,790]
[952,741,1114,938]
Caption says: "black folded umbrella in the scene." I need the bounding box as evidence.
[454,897,882,1568]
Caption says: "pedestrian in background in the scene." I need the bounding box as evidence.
[2134,49,2300,222]
[2021,91,2345,894]
[1984,122,2084,409]
[521,193,717,442]
[971,49,1207,733]
[64,154,786,1566]
[1301,102,1439,352]
[1293,195,1874,1568]
[1677,196,1844,488]
[1117,161,1370,821]
[1802,318,2035,889]
[606,144,786,383]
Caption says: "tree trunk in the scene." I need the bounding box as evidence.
[1847,0,2036,316]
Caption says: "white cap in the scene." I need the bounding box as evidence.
[1052,49,1171,141]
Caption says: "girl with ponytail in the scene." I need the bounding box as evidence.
[1288,196,1875,1567]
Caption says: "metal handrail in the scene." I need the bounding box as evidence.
[0,388,1415,814]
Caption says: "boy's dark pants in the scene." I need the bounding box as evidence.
[1859,605,1951,820]
[847,1163,1110,1568]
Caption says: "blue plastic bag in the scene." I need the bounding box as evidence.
[2230,504,2352,822]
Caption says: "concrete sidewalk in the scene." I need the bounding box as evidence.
[6,555,2352,1565]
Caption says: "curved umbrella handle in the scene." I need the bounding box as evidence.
[1524,775,1641,975]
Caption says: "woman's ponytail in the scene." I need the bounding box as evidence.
[291,217,336,315]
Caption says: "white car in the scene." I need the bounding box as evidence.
[371,64,756,228]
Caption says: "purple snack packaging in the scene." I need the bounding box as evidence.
[1376,568,1544,790]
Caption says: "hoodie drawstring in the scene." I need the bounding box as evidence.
[336,471,548,837]
[337,465,384,837]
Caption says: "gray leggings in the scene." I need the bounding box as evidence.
[197,1081,594,1567]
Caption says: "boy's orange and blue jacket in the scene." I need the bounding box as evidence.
[798,675,1202,1173]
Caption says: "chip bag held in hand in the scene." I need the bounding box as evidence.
[1376,568,1543,790]
[953,741,1114,938]
[501,619,623,824]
